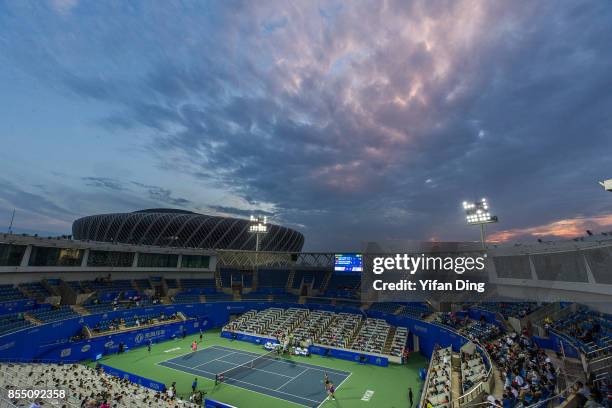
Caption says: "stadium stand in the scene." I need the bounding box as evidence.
[460,350,487,393]
[27,305,80,323]
[180,279,216,293]
[18,282,52,301]
[0,312,32,335]
[90,311,181,334]
[470,301,544,319]
[2,231,612,408]
[552,308,612,356]
[291,269,329,289]
[422,347,452,408]
[0,362,200,407]
[324,273,360,297]
[351,318,390,354]
[171,292,201,304]
[0,285,25,302]
[317,312,362,349]
[256,269,290,292]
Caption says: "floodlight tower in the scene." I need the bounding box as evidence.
[249,215,268,252]
[599,179,612,192]
[462,198,498,249]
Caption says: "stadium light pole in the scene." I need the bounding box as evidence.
[249,215,268,268]
[462,198,498,249]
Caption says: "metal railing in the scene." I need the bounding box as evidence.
[450,340,494,407]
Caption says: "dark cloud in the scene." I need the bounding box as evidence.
[130,182,191,208]
[1,1,612,250]
[82,177,124,191]
[207,205,274,218]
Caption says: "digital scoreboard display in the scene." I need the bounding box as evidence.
[334,253,363,273]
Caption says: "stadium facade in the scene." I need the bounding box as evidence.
[72,209,304,252]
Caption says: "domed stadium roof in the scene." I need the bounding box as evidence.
[72,209,304,252]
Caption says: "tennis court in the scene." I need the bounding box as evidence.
[158,344,351,407]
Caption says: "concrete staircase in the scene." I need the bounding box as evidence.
[214,269,222,290]
[348,319,366,347]
[320,272,332,293]
[286,269,296,291]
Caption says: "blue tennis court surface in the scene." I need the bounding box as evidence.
[158,344,351,407]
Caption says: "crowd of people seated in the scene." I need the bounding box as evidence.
[437,313,502,343]
[90,312,180,334]
[572,379,611,407]
[462,320,502,342]
[0,362,200,408]
[552,308,612,356]
[484,331,558,407]
[351,318,390,354]
[390,327,408,358]
[292,310,334,346]
[460,351,487,392]
[318,312,361,349]
[222,307,409,357]
[85,294,158,314]
[423,346,452,408]
[436,312,469,329]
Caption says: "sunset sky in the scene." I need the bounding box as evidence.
[0,1,611,250]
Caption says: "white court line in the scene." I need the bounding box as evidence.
[156,361,308,408]
[160,360,321,404]
[214,358,297,379]
[209,345,351,376]
[316,371,352,408]
[193,351,238,369]
[157,343,228,366]
[275,367,310,391]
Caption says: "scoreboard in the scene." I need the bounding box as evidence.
[334,253,363,273]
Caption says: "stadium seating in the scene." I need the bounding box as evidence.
[351,318,390,354]
[256,269,290,291]
[271,293,299,303]
[0,284,25,302]
[240,292,270,300]
[472,301,544,319]
[291,269,329,289]
[422,347,452,408]
[324,273,360,297]
[0,312,32,335]
[0,362,199,408]
[203,293,233,302]
[460,351,487,392]
[27,305,80,322]
[18,282,52,301]
[172,292,202,304]
[220,269,253,288]
[318,312,362,349]
[292,310,335,345]
[389,327,408,357]
[180,278,216,293]
[165,278,179,289]
[90,311,180,334]
[552,308,612,355]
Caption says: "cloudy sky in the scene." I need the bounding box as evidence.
[0,0,611,250]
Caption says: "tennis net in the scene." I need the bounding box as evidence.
[216,349,278,384]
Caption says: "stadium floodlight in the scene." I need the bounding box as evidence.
[249,215,268,252]
[599,179,612,192]
[462,198,498,249]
